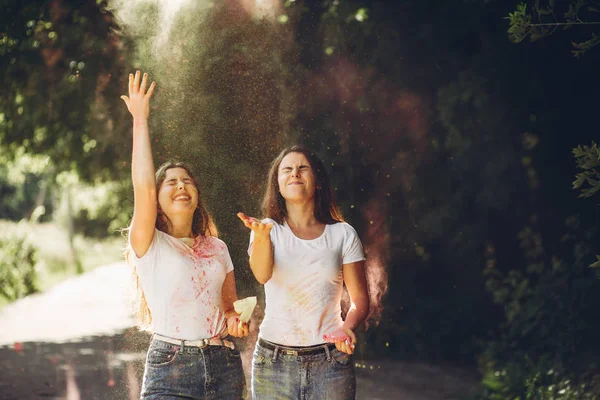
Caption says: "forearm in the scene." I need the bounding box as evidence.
[342,295,370,331]
[131,118,155,190]
[249,236,274,284]
[222,272,238,317]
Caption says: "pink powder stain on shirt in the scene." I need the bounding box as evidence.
[192,237,222,259]
[190,276,204,299]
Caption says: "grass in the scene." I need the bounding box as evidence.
[0,220,125,309]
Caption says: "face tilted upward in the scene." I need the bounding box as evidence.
[157,167,199,219]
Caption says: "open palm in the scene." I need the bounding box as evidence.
[120,70,155,120]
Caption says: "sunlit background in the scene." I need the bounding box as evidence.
[1,0,600,399]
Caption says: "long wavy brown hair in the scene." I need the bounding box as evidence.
[127,161,218,329]
[261,146,344,224]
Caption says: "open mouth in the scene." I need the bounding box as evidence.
[173,194,191,201]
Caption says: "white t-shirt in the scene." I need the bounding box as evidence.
[249,219,365,346]
[128,229,234,340]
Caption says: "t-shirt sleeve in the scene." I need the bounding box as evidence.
[127,229,160,265]
[342,223,366,264]
[220,241,235,273]
[248,218,276,256]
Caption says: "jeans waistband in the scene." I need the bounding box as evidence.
[258,338,336,357]
[153,332,234,351]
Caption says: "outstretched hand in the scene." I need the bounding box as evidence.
[236,212,273,239]
[121,70,156,120]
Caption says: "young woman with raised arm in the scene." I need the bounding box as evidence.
[122,71,248,400]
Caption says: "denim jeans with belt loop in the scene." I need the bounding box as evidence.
[252,338,356,400]
[140,335,245,400]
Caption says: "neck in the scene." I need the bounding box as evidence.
[164,214,194,238]
[285,201,318,228]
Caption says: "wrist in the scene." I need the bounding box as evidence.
[133,117,149,126]
[342,321,356,332]
[253,234,270,243]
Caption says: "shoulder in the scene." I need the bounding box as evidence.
[329,222,363,243]
[261,217,279,226]
[128,228,167,250]
[330,221,359,236]
[126,229,165,264]
[262,218,284,234]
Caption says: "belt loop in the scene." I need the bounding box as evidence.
[272,346,279,362]
[179,339,185,354]
[324,344,331,361]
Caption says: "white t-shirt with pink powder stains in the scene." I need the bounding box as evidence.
[249,220,365,346]
[128,229,234,340]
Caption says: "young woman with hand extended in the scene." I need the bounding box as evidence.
[122,71,248,400]
[237,146,370,400]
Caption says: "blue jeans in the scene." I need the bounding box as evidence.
[141,337,246,399]
[252,339,356,400]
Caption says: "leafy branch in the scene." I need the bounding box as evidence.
[507,1,600,57]
[572,142,600,199]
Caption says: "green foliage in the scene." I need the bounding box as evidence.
[49,169,133,238]
[572,33,600,57]
[506,1,600,56]
[70,180,133,238]
[0,220,124,306]
[0,231,39,301]
[479,216,600,399]
[0,146,54,221]
[0,0,132,181]
[572,142,600,268]
[507,3,535,43]
[573,142,600,199]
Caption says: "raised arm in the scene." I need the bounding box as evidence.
[121,71,157,258]
[237,212,274,284]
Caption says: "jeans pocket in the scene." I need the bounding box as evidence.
[252,350,274,367]
[331,349,353,367]
[147,346,178,367]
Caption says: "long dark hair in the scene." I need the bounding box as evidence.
[155,161,218,238]
[261,146,344,224]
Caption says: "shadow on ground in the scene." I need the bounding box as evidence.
[0,329,149,400]
[0,328,478,400]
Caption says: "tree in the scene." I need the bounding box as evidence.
[1,0,134,273]
[1,0,133,180]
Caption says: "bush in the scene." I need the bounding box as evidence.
[0,234,39,301]
[477,216,600,399]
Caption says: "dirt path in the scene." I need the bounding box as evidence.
[0,263,478,399]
